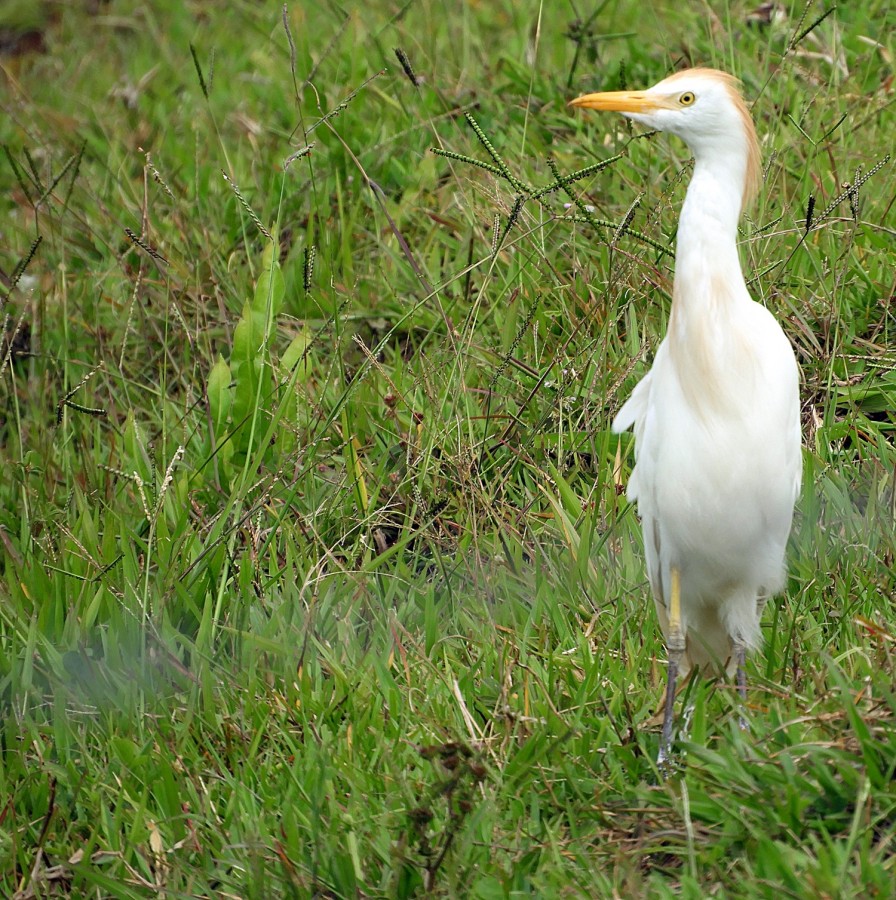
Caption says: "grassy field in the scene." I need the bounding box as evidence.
[1,0,894,896]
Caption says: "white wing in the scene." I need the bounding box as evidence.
[612,371,652,434]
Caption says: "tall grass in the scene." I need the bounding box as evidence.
[1,1,894,896]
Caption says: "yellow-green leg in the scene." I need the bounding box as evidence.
[735,641,748,730]
[735,643,747,701]
[659,566,685,765]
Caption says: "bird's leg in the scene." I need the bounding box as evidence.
[735,642,747,701]
[735,641,748,730]
[659,566,685,766]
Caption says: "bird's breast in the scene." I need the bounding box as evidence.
[629,315,799,569]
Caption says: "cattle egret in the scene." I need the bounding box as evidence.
[570,69,801,761]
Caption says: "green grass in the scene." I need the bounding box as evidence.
[1,0,894,896]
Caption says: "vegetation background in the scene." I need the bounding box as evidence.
[1,0,894,896]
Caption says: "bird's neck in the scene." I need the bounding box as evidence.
[667,154,751,405]
[672,154,748,314]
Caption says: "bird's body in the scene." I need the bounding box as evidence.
[571,69,801,755]
[619,283,800,675]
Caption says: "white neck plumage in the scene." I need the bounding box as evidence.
[673,144,752,317]
[667,141,755,413]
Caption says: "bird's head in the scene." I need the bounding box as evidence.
[570,68,760,210]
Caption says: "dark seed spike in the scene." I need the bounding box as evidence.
[805,194,816,232]
[463,112,530,193]
[488,292,540,394]
[3,145,34,204]
[303,245,316,292]
[6,236,42,297]
[787,0,813,51]
[529,154,623,200]
[613,191,643,246]
[791,6,837,50]
[283,4,297,72]
[394,47,419,86]
[64,401,107,418]
[431,148,505,180]
[547,157,670,256]
[60,140,86,212]
[493,195,525,260]
[308,69,386,135]
[125,228,169,264]
[283,143,315,170]
[23,147,44,193]
[815,154,888,226]
[36,145,85,209]
[145,151,175,200]
[207,47,215,95]
[55,364,106,425]
[189,43,208,99]
[283,4,299,102]
[221,171,272,241]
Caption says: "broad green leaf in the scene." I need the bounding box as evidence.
[207,354,233,437]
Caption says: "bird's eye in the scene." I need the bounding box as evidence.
[679,92,696,106]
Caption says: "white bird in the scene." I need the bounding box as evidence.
[570,69,801,760]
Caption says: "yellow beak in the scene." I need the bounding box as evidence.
[569,90,659,113]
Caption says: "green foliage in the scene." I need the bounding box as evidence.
[206,233,311,484]
[0,0,894,897]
